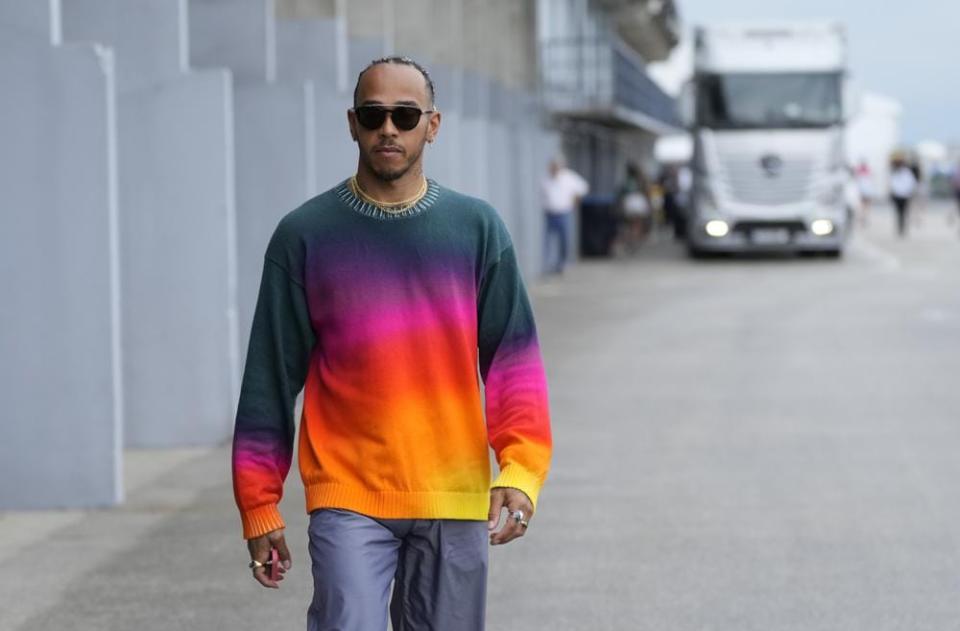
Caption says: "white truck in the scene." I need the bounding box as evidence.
[681,22,853,257]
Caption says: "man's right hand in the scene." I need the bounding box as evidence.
[247,528,292,589]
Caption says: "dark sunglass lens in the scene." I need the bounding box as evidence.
[391,106,423,131]
[355,107,387,130]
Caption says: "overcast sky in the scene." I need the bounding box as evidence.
[650,0,956,144]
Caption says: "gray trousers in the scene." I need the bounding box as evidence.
[307,509,489,631]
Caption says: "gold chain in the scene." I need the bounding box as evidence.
[349,175,428,213]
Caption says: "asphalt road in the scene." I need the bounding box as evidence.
[3,202,959,630]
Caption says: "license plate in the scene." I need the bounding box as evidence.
[752,228,790,245]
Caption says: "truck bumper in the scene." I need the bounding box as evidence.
[688,218,848,254]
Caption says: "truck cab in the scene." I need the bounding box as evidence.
[682,23,853,257]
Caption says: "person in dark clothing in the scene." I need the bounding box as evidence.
[951,162,960,234]
[889,157,918,238]
[658,165,683,239]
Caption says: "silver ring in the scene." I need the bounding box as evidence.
[248,559,264,570]
[519,520,529,529]
[511,509,524,524]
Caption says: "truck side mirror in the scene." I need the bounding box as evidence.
[678,81,696,129]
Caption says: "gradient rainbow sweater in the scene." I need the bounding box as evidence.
[232,179,552,539]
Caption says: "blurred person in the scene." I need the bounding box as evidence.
[909,158,928,227]
[951,162,960,232]
[233,56,552,631]
[675,164,692,238]
[658,165,684,239]
[616,161,653,252]
[541,156,588,274]
[854,159,875,226]
[890,156,918,238]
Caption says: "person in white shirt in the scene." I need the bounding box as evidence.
[540,157,588,274]
[889,157,918,238]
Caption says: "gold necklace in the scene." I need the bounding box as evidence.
[350,175,428,212]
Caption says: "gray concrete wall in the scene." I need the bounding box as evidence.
[0,0,61,43]
[189,0,320,365]
[338,0,537,90]
[486,82,516,237]
[459,70,492,202]
[234,78,317,363]
[422,64,461,191]
[115,72,239,447]
[276,0,336,19]
[234,83,316,356]
[0,27,123,507]
[348,35,385,80]
[276,17,356,191]
[276,17,339,86]
[190,0,276,82]
[513,93,545,278]
[62,0,186,91]
[312,89,357,191]
[62,0,240,449]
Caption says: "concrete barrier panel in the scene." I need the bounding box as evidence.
[423,64,461,191]
[512,94,541,278]
[276,17,354,193]
[118,71,239,448]
[61,0,186,92]
[459,72,490,200]
[276,17,339,86]
[349,36,383,79]
[486,82,515,235]
[0,0,60,43]
[0,35,123,508]
[425,108,460,191]
[313,88,357,191]
[61,3,240,448]
[185,4,321,363]
[189,0,276,82]
[234,82,316,363]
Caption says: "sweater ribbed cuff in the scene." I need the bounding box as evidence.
[240,504,285,540]
[491,464,545,509]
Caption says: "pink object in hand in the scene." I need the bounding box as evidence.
[269,547,281,581]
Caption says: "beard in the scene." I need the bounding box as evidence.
[360,142,425,183]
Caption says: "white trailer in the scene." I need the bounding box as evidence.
[681,22,853,257]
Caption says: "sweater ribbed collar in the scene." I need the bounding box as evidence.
[335,178,441,220]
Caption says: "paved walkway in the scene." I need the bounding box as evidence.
[3,202,959,630]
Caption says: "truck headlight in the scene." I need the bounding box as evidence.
[705,220,730,237]
[811,219,834,236]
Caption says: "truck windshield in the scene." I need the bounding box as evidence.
[698,73,842,129]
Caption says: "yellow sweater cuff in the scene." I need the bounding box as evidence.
[240,504,285,539]
[491,464,546,509]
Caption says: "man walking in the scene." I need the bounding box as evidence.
[889,156,917,238]
[541,157,588,274]
[232,56,552,630]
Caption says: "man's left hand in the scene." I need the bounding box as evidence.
[488,487,534,545]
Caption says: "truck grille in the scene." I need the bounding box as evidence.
[720,157,814,205]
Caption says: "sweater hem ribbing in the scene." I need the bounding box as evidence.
[304,484,491,521]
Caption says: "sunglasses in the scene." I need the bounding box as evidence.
[352,105,435,132]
